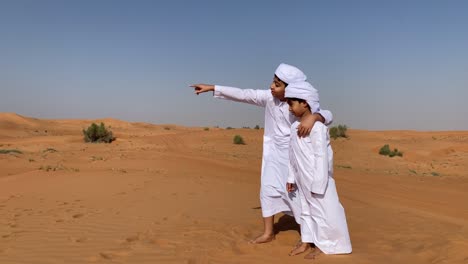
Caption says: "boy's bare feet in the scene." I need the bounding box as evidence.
[304,248,322,259]
[249,233,275,244]
[291,239,302,250]
[289,242,310,256]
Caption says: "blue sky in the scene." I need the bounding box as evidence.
[1,0,467,130]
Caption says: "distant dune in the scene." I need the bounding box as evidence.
[1,113,467,264]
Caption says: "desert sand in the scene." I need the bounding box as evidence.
[1,112,467,264]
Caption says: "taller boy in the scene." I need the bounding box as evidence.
[191,63,333,243]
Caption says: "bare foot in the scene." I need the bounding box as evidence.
[249,233,275,244]
[304,247,322,259]
[291,239,302,250]
[289,242,310,256]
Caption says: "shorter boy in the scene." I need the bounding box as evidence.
[285,81,352,259]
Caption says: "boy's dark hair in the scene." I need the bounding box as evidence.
[286,97,311,111]
[274,75,288,87]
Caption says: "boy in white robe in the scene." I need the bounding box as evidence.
[191,63,333,244]
[285,81,352,259]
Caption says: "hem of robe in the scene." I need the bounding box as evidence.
[261,206,291,218]
[301,232,352,254]
[315,244,353,255]
[301,220,352,255]
[260,194,292,217]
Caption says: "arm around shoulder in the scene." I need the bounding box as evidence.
[317,109,333,126]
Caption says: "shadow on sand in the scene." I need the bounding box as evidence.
[274,214,300,235]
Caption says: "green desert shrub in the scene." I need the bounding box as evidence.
[0,149,22,154]
[254,125,260,130]
[233,135,245,145]
[43,148,57,153]
[379,144,391,155]
[330,125,348,139]
[379,144,403,157]
[83,122,115,143]
[226,127,233,130]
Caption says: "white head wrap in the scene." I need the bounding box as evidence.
[285,81,320,114]
[275,63,307,84]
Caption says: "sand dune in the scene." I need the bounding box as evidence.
[1,113,467,263]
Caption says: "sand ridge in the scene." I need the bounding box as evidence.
[1,113,467,263]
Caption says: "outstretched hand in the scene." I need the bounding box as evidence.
[190,84,215,95]
[286,183,296,193]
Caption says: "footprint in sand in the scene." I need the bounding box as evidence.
[99,252,113,260]
[150,238,178,249]
[72,213,84,219]
[125,235,140,243]
[99,249,131,260]
[69,236,88,243]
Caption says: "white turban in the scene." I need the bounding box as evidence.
[285,81,320,114]
[275,63,307,84]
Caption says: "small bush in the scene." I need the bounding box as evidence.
[379,144,403,157]
[83,122,115,143]
[43,148,57,153]
[204,127,209,131]
[254,125,260,130]
[39,165,53,171]
[330,125,348,139]
[226,127,233,130]
[0,149,22,154]
[336,164,352,169]
[233,135,245,145]
[91,156,104,161]
[379,144,391,155]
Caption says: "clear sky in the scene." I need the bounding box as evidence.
[1,0,467,130]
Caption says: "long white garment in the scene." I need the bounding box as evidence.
[214,85,333,218]
[288,121,352,254]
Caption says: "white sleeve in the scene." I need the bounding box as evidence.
[214,85,269,107]
[287,162,296,184]
[310,126,329,195]
[317,109,333,126]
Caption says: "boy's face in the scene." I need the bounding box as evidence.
[270,76,287,100]
[287,99,308,117]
